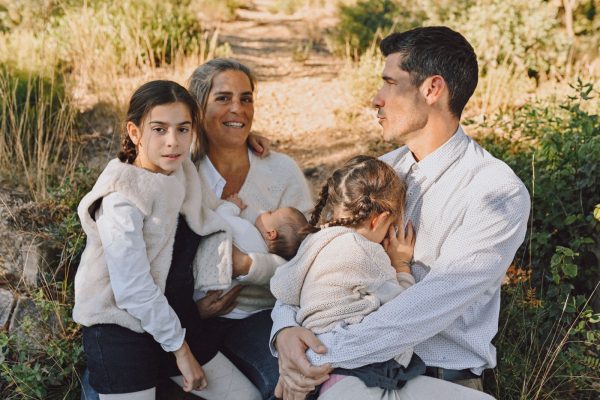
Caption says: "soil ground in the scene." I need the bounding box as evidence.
[212,0,390,196]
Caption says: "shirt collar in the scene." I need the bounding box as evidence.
[199,149,253,198]
[412,125,469,182]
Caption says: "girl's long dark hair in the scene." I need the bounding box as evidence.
[118,80,200,163]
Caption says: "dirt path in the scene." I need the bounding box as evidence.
[214,0,386,194]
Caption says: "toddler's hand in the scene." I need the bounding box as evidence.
[383,220,415,273]
[226,193,247,210]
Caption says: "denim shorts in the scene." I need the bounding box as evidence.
[81,215,220,394]
[82,324,164,394]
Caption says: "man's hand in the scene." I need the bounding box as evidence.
[195,286,243,319]
[248,133,271,158]
[275,327,332,398]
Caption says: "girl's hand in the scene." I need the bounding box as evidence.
[248,133,271,158]
[226,193,247,210]
[196,286,243,319]
[383,220,415,273]
[174,341,207,392]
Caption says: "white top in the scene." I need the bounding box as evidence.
[96,192,184,352]
[201,150,253,199]
[270,126,531,374]
[198,150,314,224]
[215,201,268,254]
[195,150,313,315]
[207,201,270,319]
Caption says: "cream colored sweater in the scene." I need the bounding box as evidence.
[74,159,233,333]
[270,227,415,334]
[195,151,314,310]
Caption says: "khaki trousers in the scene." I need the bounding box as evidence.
[318,375,495,400]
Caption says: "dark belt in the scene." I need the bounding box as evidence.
[425,367,480,382]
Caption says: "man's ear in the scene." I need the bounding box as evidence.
[420,75,446,106]
[370,212,390,231]
[127,121,142,146]
[266,230,278,241]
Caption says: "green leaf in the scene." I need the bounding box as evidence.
[564,215,578,225]
[562,263,578,278]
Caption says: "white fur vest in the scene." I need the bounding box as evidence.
[73,158,232,333]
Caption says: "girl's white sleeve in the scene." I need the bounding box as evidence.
[372,272,416,304]
[96,192,185,352]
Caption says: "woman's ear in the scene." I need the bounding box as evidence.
[127,121,142,146]
[266,230,278,241]
[370,211,390,231]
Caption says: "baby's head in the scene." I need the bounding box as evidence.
[255,207,316,260]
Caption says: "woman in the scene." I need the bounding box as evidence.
[188,58,313,399]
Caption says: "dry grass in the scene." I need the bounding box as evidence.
[0,71,78,201]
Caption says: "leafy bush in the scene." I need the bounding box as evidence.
[477,81,600,399]
[331,0,425,57]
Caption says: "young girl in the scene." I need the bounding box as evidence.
[270,155,424,396]
[73,80,260,400]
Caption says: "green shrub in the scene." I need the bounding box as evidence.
[332,0,425,57]
[477,81,600,399]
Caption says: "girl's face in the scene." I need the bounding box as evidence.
[204,70,254,151]
[127,102,193,175]
[356,212,395,244]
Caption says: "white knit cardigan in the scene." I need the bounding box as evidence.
[270,227,415,334]
[195,151,314,309]
[73,158,232,333]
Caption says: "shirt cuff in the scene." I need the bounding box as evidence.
[269,302,301,356]
[160,327,186,353]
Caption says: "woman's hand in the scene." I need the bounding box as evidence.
[226,193,247,210]
[196,286,243,319]
[274,327,332,398]
[232,245,252,277]
[248,133,271,158]
[174,340,207,392]
[383,219,415,273]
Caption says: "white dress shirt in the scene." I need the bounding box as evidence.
[270,126,531,374]
[96,192,185,352]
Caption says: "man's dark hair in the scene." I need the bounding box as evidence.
[380,26,478,118]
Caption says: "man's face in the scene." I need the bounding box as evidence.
[372,53,428,144]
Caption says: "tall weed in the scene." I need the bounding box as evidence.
[0,67,79,201]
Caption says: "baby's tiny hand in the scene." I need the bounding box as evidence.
[227,193,247,210]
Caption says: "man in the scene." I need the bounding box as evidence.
[270,26,530,399]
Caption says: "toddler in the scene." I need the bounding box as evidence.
[271,155,424,396]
